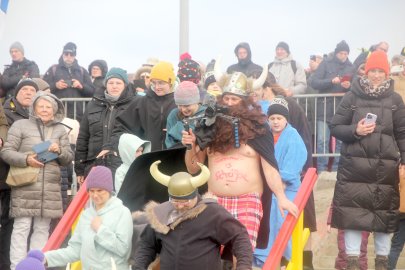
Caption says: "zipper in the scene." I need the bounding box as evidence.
[160,105,164,149]
[40,122,45,217]
[106,104,115,142]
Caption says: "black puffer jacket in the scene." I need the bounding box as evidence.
[75,87,134,176]
[330,78,405,233]
[112,90,176,151]
[1,58,40,98]
[226,42,262,77]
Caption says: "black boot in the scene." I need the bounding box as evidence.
[375,255,388,270]
[347,256,360,270]
[303,250,314,270]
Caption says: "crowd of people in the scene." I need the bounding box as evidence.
[0,39,404,270]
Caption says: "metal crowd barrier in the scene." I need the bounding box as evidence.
[294,93,345,158]
[60,97,92,120]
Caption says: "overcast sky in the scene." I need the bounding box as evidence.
[1,0,405,75]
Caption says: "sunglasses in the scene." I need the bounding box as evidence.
[63,52,75,57]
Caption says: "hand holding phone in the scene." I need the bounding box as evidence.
[364,113,377,125]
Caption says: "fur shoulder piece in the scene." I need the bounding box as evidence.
[144,201,170,234]
[145,200,207,234]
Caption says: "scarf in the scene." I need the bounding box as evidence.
[104,91,120,102]
[359,76,391,97]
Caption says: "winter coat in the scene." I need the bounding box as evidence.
[226,42,262,77]
[310,56,354,122]
[43,57,95,121]
[113,90,176,151]
[75,87,134,177]
[0,102,8,187]
[0,92,74,218]
[1,58,40,98]
[1,97,30,190]
[115,134,151,193]
[133,198,252,270]
[165,105,206,149]
[2,97,29,125]
[268,55,307,95]
[45,196,133,270]
[254,124,306,263]
[330,78,405,233]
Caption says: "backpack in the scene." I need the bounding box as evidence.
[269,60,297,75]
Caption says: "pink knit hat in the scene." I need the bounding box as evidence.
[174,81,200,105]
[86,166,113,193]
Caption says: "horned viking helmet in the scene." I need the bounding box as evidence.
[221,65,268,97]
[150,160,210,199]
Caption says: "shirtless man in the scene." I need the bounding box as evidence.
[182,72,298,249]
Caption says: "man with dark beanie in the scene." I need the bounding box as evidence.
[43,42,95,122]
[310,40,354,174]
[1,42,40,99]
[227,42,262,77]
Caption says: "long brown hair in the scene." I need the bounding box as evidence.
[208,96,268,154]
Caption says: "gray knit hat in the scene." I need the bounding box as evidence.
[10,41,24,54]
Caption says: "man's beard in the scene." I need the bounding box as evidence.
[238,58,250,67]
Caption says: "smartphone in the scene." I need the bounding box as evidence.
[364,113,377,125]
[391,65,404,74]
[64,79,73,87]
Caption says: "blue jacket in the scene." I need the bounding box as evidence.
[165,105,206,148]
[45,196,133,270]
[254,124,306,264]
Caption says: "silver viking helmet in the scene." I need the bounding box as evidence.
[150,160,210,199]
[221,65,268,97]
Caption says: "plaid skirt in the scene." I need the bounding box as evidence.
[216,193,263,248]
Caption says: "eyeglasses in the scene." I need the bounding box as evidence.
[169,197,192,205]
[151,80,168,87]
[63,52,75,57]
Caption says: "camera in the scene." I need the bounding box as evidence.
[65,79,73,87]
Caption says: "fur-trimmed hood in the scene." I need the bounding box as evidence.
[29,91,65,123]
[144,197,217,234]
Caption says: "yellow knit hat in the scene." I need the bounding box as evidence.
[150,61,176,85]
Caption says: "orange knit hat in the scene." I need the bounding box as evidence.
[365,51,390,75]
